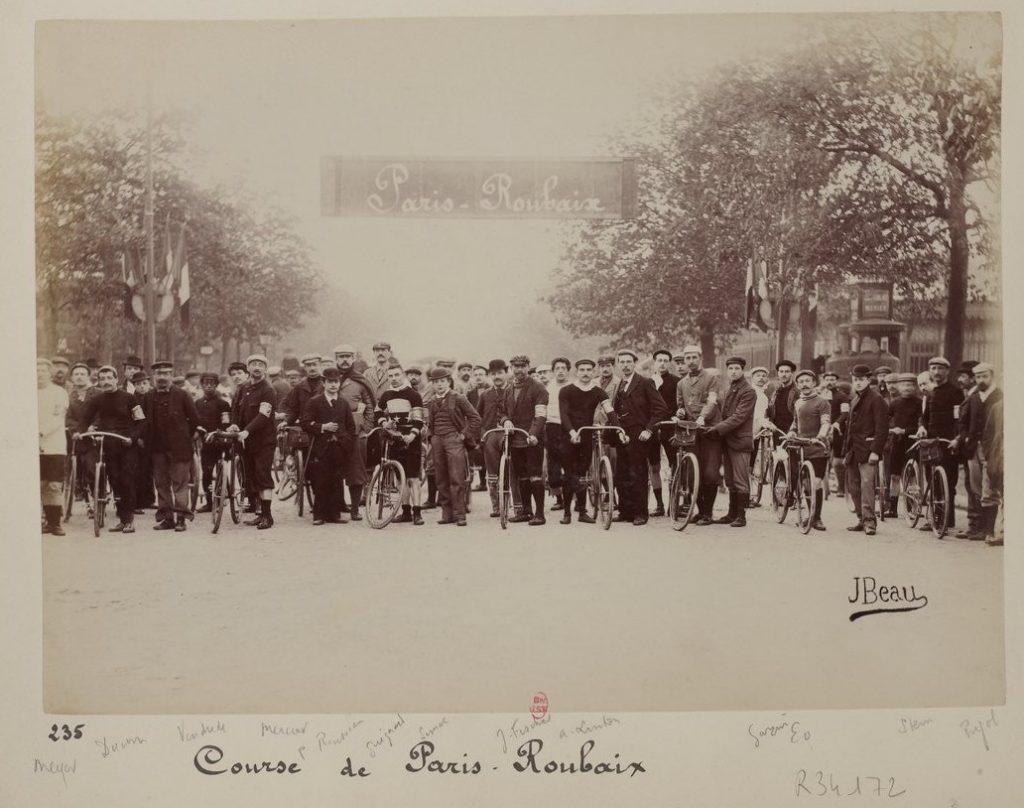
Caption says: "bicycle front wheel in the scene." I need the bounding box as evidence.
[771,459,790,524]
[367,461,405,529]
[229,454,242,524]
[498,452,511,530]
[929,465,950,538]
[900,459,922,527]
[670,451,699,531]
[295,449,307,517]
[797,461,816,534]
[597,455,614,530]
[93,461,107,537]
[876,457,888,523]
[211,460,226,534]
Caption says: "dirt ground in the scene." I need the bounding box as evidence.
[42,491,1004,714]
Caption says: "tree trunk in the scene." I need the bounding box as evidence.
[776,294,790,365]
[698,321,716,368]
[799,296,817,370]
[944,178,969,368]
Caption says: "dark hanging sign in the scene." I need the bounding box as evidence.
[321,157,637,219]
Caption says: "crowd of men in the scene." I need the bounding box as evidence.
[36,343,1003,545]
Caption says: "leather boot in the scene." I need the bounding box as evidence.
[811,490,826,531]
[560,483,573,524]
[529,481,546,525]
[510,480,532,522]
[257,498,274,530]
[730,495,747,527]
[714,492,737,524]
[695,484,717,526]
[44,505,65,536]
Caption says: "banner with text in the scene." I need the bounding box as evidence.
[321,157,637,219]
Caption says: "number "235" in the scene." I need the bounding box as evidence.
[48,723,85,741]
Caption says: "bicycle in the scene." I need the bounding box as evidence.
[204,430,244,534]
[750,425,777,506]
[187,434,204,514]
[62,435,95,522]
[275,425,314,517]
[482,425,533,529]
[576,425,627,530]
[899,437,953,538]
[655,419,702,531]
[73,431,132,537]
[366,426,407,529]
[772,433,827,535]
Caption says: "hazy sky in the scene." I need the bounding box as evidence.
[34,13,1000,360]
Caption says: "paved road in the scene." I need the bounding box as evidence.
[43,488,1003,715]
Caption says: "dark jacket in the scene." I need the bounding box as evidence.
[712,377,757,451]
[142,386,201,462]
[231,377,278,449]
[767,381,799,431]
[957,388,992,456]
[475,386,507,434]
[195,392,232,434]
[300,392,356,462]
[651,371,680,413]
[79,389,146,445]
[981,396,1002,487]
[66,386,100,434]
[923,380,964,440]
[612,373,669,434]
[500,378,548,447]
[426,390,482,447]
[842,385,889,463]
[281,376,324,425]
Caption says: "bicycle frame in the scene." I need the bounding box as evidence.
[774,434,826,533]
[577,425,626,529]
[76,431,132,536]
[902,438,953,537]
[656,419,702,530]
[366,426,408,529]
[482,425,532,529]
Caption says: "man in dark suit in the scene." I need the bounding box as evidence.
[648,349,680,517]
[611,349,669,525]
[301,366,357,525]
[914,356,965,531]
[230,354,279,530]
[143,360,200,532]
[842,363,889,535]
[710,357,757,527]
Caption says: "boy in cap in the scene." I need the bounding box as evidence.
[195,372,232,512]
[842,364,889,535]
[424,366,481,526]
[37,358,69,535]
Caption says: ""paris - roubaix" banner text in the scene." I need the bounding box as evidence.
[320,157,637,219]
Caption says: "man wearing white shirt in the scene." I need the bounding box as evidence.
[38,357,69,535]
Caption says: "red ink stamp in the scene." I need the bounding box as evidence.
[530,692,548,720]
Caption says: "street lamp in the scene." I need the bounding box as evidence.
[199,344,214,371]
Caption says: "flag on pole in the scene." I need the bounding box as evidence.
[744,257,769,331]
[121,248,142,323]
[178,236,191,328]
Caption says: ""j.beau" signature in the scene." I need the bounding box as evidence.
[848,576,928,622]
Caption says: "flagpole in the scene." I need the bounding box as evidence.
[143,95,157,366]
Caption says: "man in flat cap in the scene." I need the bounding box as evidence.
[709,357,757,527]
[613,349,669,525]
[301,366,357,525]
[228,354,279,529]
[333,344,377,520]
[501,354,550,524]
[455,361,475,397]
[366,342,394,400]
[64,362,99,506]
[544,357,573,511]
[281,353,325,428]
[874,365,894,404]
[478,359,511,517]
[466,365,491,491]
[674,344,723,525]
[914,356,964,531]
[559,358,618,524]
[784,369,831,531]
[883,372,923,519]
[37,357,69,535]
[143,360,201,531]
[194,371,232,513]
[75,365,146,533]
[596,355,618,397]
[952,361,999,540]
[424,366,481,526]
[50,356,70,390]
[842,364,889,535]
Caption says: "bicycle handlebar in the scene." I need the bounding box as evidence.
[907,437,953,452]
[577,425,626,437]
[206,430,244,442]
[779,435,827,448]
[483,426,532,440]
[74,431,132,445]
[656,418,702,430]
[367,426,405,440]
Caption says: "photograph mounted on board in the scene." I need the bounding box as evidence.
[35,12,1003,714]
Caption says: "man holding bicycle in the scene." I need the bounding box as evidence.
[229,354,279,530]
[374,363,426,525]
[195,372,232,514]
[501,355,549,525]
[788,369,831,531]
[842,364,889,536]
[674,345,723,526]
[477,359,510,517]
[559,358,617,524]
[76,365,146,534]
[914,357,964,532]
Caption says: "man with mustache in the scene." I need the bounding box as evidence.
[228,354,279,530]
[333,344,377,521]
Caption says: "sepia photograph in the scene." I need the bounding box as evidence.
[34,11,1004,714]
